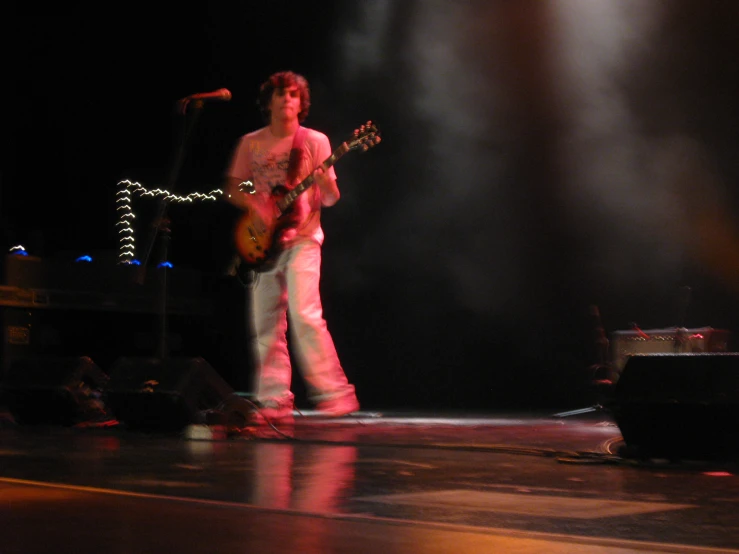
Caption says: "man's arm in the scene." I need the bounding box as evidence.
[313,167,340,207]
[312,132,340,207]
[223,134,257,211]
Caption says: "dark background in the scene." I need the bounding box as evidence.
[4,1,739,411]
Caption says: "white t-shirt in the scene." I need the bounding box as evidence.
[227,126,337,245]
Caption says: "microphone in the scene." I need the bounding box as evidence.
[187,88,232,102]
[176,88,232,114]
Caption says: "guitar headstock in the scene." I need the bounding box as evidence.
[346,121,381,153]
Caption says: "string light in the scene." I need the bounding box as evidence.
[9,245,28,256]
[116,179,223,264]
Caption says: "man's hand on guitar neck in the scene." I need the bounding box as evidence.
[313,166,340,207]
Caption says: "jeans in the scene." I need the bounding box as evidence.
[249,239,356,408]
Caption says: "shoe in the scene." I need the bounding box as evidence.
[316,394,360,417]
[247,404,295,426]
[184,424,227,441]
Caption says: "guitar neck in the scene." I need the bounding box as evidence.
[276,142,350,214]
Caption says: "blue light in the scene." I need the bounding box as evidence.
[157,261,174,269]
[75,255,93,263]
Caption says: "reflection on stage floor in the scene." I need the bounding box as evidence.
[1,408,739,554]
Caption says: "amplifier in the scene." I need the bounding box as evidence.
[611,327,730,373]
[4,254,204,297]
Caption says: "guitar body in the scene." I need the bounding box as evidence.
[233,195,282,271]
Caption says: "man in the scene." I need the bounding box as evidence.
[223,70,359,424]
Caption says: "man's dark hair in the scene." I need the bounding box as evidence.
[258,70,311,123]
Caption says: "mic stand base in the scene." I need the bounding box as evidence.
[551,363,617,419]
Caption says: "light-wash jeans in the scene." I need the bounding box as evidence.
[249,239,355,408]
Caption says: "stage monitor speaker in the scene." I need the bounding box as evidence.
[0,356,110,426]
[611,353,739,461]
[105,356,242,432]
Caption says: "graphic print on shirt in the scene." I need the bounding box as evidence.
[251,150,291,194]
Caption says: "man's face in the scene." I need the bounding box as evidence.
[269,85,301,122]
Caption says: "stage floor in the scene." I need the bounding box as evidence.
[1,408,739,553]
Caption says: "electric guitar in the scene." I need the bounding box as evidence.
[233,121,381,271]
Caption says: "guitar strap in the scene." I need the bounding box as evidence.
[286,125,307,189]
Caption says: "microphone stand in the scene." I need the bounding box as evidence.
[553,304,616,418]
[135,99,205,360]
